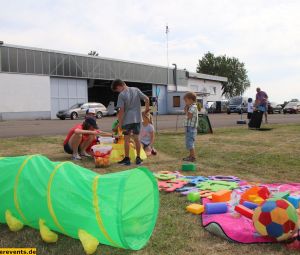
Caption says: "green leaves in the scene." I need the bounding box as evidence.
[197,52,250,98]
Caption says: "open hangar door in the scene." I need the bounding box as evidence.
[88,79,153,109]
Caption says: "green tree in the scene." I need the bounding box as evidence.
[197,52,250,98]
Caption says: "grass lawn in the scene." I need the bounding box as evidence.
[0,123,299,255]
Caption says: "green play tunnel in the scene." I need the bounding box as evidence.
[0,155,159,250]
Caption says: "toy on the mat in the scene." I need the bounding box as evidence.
[252,198,299,241]
[187,192,200,202]
[197,180,238,192]
[208,175,240,182]
[234,204,253,219]
[212,190,232,202]
[186,204,204,215]
[185,176,208,185]
[272,191,290,199]
[241,186,270,204]
[243,201,258,210]
[205,202,228,214]
[154,171,177,180]
[181,163,196,171]
[0,155,159,254]
[287,196,300,209]
[158,179,188,192]
[177,186,199,194]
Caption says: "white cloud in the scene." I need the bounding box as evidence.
[0,0,300,102]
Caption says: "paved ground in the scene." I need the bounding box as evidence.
[0,113,299,138]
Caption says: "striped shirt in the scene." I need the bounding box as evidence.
[184,103,198,128]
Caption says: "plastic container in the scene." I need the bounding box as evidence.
[205,202,227,214]
[98,137,115,144]
[91,145,113,168]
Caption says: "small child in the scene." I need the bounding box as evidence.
[86,108,96,119]
[247,98,253,120]
[183,92,198,162]
[140,111,157,155]
[111,108,120,136]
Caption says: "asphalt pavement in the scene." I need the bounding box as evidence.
[0,113,299,138]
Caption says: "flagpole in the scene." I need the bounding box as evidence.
[166,24,169,86]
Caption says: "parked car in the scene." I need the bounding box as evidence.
[227,96,248,114]
[208,100,229,113]
[283,101,300,114]
[56,102,108,120]
[268,102,282,114]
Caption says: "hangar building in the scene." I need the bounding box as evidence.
[0,43,227,120]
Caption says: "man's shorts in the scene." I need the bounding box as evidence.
[122,123,141,135]
[185,126,197,150]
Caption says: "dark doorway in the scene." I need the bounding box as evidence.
[88,79,153,107]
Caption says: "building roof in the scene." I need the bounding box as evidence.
[188,72,228,82]
[0,43,228,85]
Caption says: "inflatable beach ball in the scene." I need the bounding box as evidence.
[253,198,298,241]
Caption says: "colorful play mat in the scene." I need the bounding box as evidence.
[155,170,300,250]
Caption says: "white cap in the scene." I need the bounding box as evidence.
[87,108,96,114]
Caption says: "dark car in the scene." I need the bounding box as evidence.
[283,102,300,114]
[268,102,282,114]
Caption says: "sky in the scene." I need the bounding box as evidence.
[0,0,299,103]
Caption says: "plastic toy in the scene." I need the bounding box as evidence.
[242,201,258,210]
[181,163,196,171]
[199,190,214,198]
[197,180,238,192]
[205,203,228,214]
[109,143,147,163]
[154,171,176,180]
[185,176,208,185]
[287,196,300,209]
[234,205,253,219]
[241,186,270,204]
[187,192,200,202]
[186,204,204,215]
[177,186,199,194]
[252,198,298,241]
[208,175,240,182]
[0,155,159,254]
[272,191,290,199]
[158,180,188,192]
[212,190,232,202]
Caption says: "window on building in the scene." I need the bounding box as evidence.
[0,47,9,72]
[173,96,181,107]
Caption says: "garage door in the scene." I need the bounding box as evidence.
[50,77,88,119]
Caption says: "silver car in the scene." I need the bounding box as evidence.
[56,102,108,120]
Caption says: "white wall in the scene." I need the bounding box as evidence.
[0,73,51,119]
[187,78,223,102]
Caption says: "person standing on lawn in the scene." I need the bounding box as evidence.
[111,79,150,166]
[255,87,269,123]
[183,92,198,162]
